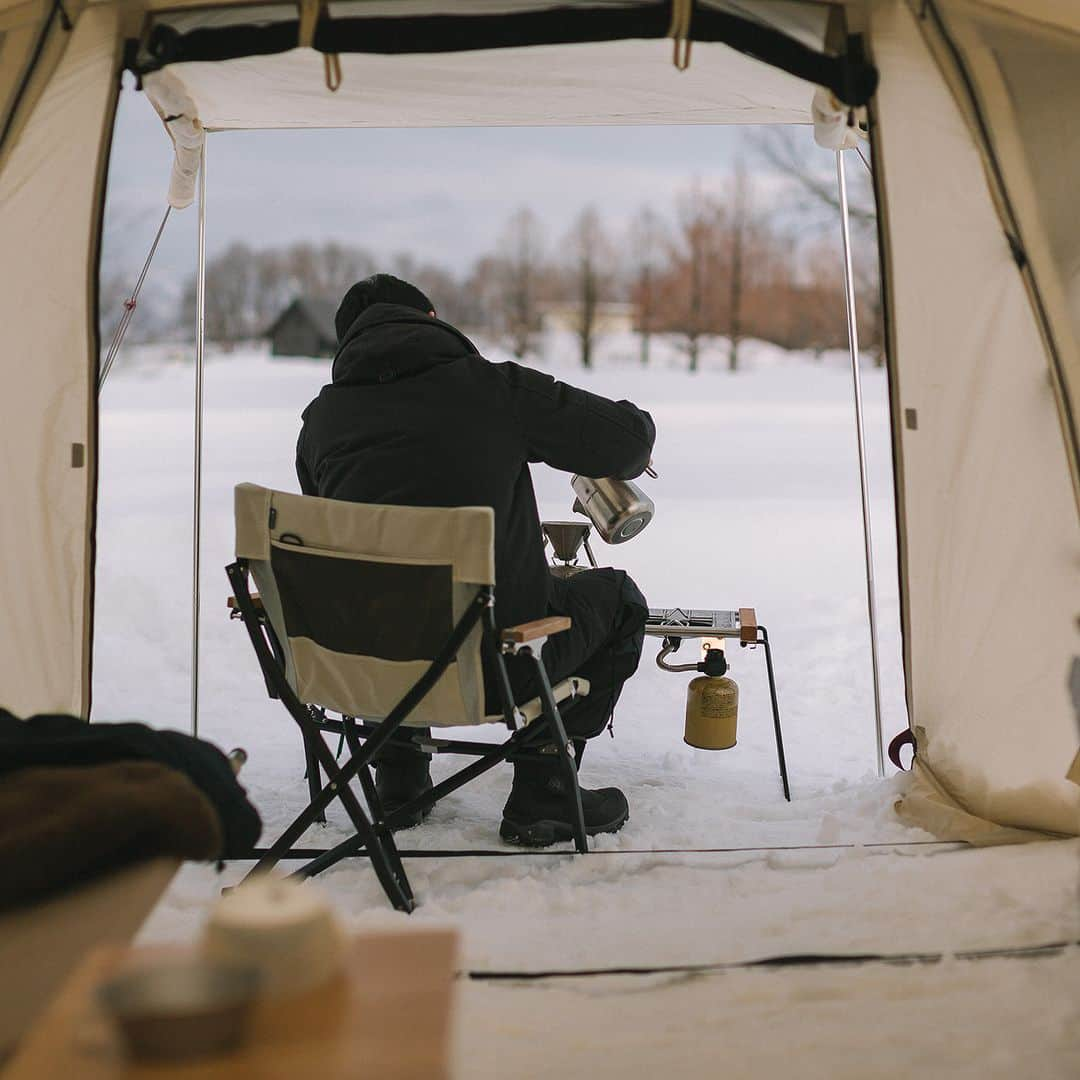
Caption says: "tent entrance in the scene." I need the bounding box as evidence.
[96,3,895,773]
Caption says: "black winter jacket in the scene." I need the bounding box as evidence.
[296,303,655,631]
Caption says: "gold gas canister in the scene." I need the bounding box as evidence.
[684,674,739,750]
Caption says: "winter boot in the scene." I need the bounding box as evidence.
[373,738,433,830]
[499,748,628,847]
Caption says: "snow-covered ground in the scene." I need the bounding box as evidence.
[94,335,1079,1075]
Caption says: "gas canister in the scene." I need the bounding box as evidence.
[684,675,738,750]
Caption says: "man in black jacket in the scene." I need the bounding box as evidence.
[297,274,654,846]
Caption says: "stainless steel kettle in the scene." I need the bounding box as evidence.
[571,474,654,544]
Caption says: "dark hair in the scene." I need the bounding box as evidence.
[335,274,435,340]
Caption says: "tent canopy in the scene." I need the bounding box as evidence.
[143,38,819,132]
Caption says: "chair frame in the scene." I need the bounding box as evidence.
[225,558,588,912]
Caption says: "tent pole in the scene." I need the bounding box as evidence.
[191,139,207,738]
[99,205,172,391]
[836,149,885,778]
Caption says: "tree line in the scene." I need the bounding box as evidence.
[174,139,881,370]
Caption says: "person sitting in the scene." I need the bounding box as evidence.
[296,273,655,846]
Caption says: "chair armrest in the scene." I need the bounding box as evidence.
[227,594,264,618]
[501,616,572,645]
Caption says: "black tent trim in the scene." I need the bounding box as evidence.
[467,937,1080,981]
[0,0,74,161]
[127,2,879,107]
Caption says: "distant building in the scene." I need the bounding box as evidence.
[267,297,337,358]
[538,301,635,336]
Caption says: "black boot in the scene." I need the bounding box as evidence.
[374,738,432,830]
[500,749,628,847]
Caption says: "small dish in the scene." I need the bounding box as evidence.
[97,959,259,1061]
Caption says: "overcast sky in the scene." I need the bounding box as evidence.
[102,73,828,302]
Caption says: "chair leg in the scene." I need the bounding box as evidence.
[343,717,414,905]
[240,794,331,883]
[372,829,414,905]
[527,648,588,854]
[248,718,416,911]
[343,716,383,819]
[293,823,414,913]
[309,730,416,910]
[302,726,328,825]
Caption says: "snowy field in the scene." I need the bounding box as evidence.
[94,335,1079,1075]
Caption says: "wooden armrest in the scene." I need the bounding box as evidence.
[501,616,572,644]
[227,593,263,612]
[739,607,758,644]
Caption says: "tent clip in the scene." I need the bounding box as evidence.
[667,0,694,72]
[324,52,342,92]
[298,0,342,91]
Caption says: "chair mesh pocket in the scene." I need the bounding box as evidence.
[269,541,452,662]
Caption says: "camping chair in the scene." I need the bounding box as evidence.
[226,482,592,912]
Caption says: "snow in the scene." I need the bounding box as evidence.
[93,335,1079,1074]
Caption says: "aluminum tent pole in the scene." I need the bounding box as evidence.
[99,206,172,391]
[836,149,885,778]
[191,139,207,738]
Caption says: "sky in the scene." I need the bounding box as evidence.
[101,72,833,306]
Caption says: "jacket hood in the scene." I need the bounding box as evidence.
[331,302,480,385]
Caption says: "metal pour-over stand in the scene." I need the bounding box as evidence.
[541,517,790,802]
[542,520,598,577]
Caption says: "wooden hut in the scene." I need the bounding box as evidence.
[268,298,337,358]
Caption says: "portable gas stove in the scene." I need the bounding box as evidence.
[541,518,790,800]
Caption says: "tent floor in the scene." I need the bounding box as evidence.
[140,837,1079,973]
[139,838,1080,1075]
[455,952,1080,1078]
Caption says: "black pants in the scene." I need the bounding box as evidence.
[500,568,649,741]
[381,568,648,767]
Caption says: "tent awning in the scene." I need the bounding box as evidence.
[133,0,880,135]
[136,1,874,206]
[145,37,821,133]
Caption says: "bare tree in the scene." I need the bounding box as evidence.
[499,207,545,360]
[464,255,507,338]
[750,126,884,364]
[750,127,876,230]
[565,206,611,369]
[726,160,750,372]
[316,242,376,301]
[203,242,258,347]
[668,182,722,372]
[252,249,288,336]
[629,206,664,366]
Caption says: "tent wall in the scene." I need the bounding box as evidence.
[0,3,120,718]
[0,0,90,171]
[944,5,1080,503]
[869,0,1079,837]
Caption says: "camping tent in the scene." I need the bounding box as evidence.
[1,0,1077,842]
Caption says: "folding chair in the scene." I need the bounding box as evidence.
[226,483,592,912]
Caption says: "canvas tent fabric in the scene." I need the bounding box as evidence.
[870,1,1080,839]
[234,483,495,726]
[0,0,1076,843]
